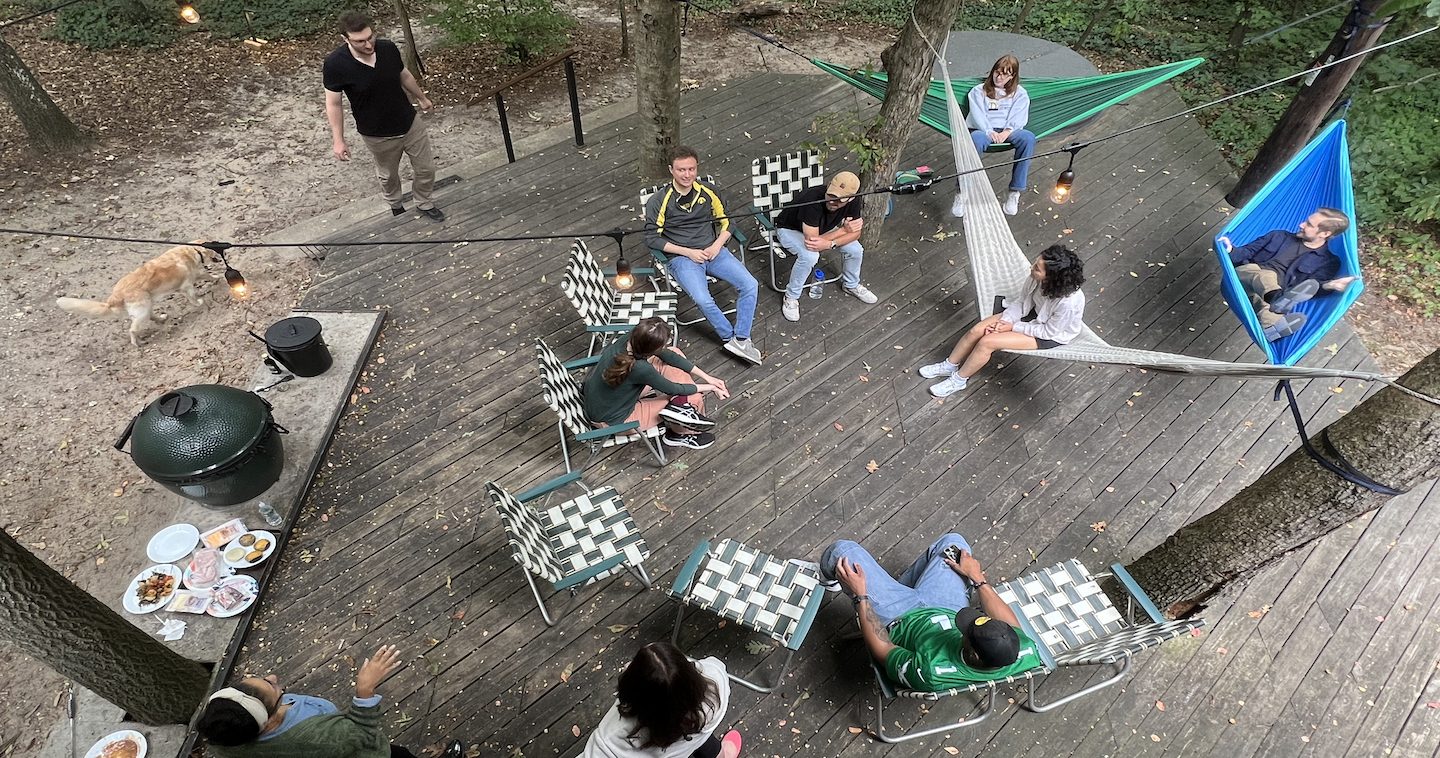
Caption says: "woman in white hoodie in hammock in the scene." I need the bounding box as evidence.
[919,244,1086,398]
[953,54,1036,218]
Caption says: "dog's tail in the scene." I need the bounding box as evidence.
[56,297,120,317]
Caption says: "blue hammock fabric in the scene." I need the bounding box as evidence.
[1214,120,1363,366]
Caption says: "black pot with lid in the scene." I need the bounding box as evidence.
[115,384,288,507]
[252,316,332,377]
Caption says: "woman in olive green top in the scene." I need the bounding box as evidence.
[583,317,730,450]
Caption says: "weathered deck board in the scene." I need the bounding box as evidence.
[234,73,1440,758]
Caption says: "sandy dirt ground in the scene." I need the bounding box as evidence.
[0,4,890,754]
[1,3,1436,755]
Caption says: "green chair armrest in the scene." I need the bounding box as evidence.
[553,552,630,591]
[575,421,640,441]
[586,324,635,333]
[870,659,898,699]
[669,539,711,600]
[562,355,601,371]
[784,584,827,651]
[1010,599,1058,671]
[515,471,583,502]
[1110,563,1164,624]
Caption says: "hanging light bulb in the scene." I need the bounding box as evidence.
[614,255,635,290]
[225,265,249,298]
[176,0,200,23]
[1050,145,1081,205]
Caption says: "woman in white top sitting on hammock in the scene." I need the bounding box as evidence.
[919,244,1086,398]
[953,54,1036,218]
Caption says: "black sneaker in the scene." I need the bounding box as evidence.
[390,205,406,216]
[420,206,446,222]
[658,402,715,429]
[442,741,463,758]
[663,430,716,449]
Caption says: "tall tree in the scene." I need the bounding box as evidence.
[0,35,90,152]
[0,529,209,724]
[855,0,966,249]
[1226,0,1434,206]
[1125,348,1440,617]
[634,0,680,179]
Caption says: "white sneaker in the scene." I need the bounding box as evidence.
[950,193,966,218]
[782,297,800,322]
[929,373,969,397]
[843,284,878,304]
[1003,191,1020,216]
[918,361,955,379]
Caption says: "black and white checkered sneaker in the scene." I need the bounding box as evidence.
[658,402,715,429]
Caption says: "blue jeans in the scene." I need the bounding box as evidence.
[665,247,758,341]
[777,228,864,300]
[971,129,1036,191]
[820,533,973,626]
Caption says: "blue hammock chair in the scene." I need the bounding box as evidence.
[1214,119,1363,366]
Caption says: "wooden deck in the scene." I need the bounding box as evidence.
[238,74,1440,758]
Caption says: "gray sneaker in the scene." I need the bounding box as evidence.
[782,297,800,322]
[918,362,955,379]
[724,337,763,365]
[1270,278,1320,313]
[928,373,969,397]
[843,284,878,304]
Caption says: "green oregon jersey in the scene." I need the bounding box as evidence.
[884,607,1043,691]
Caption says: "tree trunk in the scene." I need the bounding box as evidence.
[1125,349,1440,618]
[1011,0,1038,33]
[0,35,91,153]
[618,0,631,59]
[634,0,681,180]
[856,0,965,250]
[0,529,210,724]
[1224,1,1255,57]
[1225,0,1390,207]
[1075,0,1118,50]
[393,0,424,82]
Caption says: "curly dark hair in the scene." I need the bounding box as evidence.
[196,680,269,747]
[615,641,718,748]
[1038,244,1085,299]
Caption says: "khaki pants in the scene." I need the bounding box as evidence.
[362,115,436,210]
[1235,263,1283,328]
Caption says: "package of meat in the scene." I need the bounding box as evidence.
[184,548,229,589]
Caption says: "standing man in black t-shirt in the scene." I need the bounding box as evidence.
[323,11,445,222]
[773,170,877,322]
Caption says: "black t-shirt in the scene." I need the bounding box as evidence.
[775,185,864,233]
[322,39,416,138]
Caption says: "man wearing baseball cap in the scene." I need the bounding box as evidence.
[818,533,1042,691]
[772,169,879,322]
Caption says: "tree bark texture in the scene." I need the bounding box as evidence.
[0,529,210,725]
[393,0,424,81]
[1010,0,1038,33]
[856,0,965,251]
[634,0,681,180]
[618,0,631,59]
[1225,0,1390,207]
[1126,349,1440,618]
[0,35,91,153]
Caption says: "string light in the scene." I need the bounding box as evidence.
[201,243,249,299]
[614,256,635,290]
[176,0,200,23]
[1050,145,1081,205]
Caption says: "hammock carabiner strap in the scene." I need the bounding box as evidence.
[1275,380,1402,495]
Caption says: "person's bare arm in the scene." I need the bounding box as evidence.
[944,551,1020,627]
[835,558,898,664]
[399,69,432,110]
[820,217,863,246]
[325,90,349,161]
[354,644,403,698]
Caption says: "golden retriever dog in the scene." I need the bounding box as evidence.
[56,242,217,347]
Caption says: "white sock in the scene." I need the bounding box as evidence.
[940,360,958,372]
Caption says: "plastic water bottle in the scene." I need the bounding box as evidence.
[257,501,283,528]
[809,269,826,299]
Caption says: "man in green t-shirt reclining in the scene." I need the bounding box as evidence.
[818,533,1042,691]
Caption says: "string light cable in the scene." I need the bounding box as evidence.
[3,22,1436,251]
[0,0,88,29]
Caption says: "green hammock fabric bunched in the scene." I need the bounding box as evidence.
[812,57,1205,143]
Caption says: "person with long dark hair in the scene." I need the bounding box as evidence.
[952,54,1036,218]
[918,244,1086,397]
[582,317,731,450]
[583,642,742,758]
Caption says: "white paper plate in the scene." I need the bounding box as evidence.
[145,524,199,564]
[223,530,277,569]
[206,575,260,618]
[84,729,147,758]
[122,565,182,615]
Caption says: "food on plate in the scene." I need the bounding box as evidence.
[187,549,224,586]
[225,547,247,563]
[245,549,265,563]
[166,589,211,614]
[238,533,257,547]
[211,578,256,612]
[253,538,271,551]
[135,571,176,605]
[201,518,247,549]
[101,738,140,758]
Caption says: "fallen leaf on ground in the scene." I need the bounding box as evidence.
[1090,521,1107,532]
[571,725,581,737]
[847,727,863,734]
[745,640,770,655]
[943,748,959,755]
[1156,700,1166,711]
[560,663,574,683]
[833,422,845,432]
[607,624,630,633]
[865,460,879,473]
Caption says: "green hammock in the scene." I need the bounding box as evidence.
[812,57,1205,143]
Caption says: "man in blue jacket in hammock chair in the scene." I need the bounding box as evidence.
[1218,207,1359,342]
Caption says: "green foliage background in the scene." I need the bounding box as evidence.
[48,0,347,47]
[826,0,1440,313]
[431,0,574,64]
